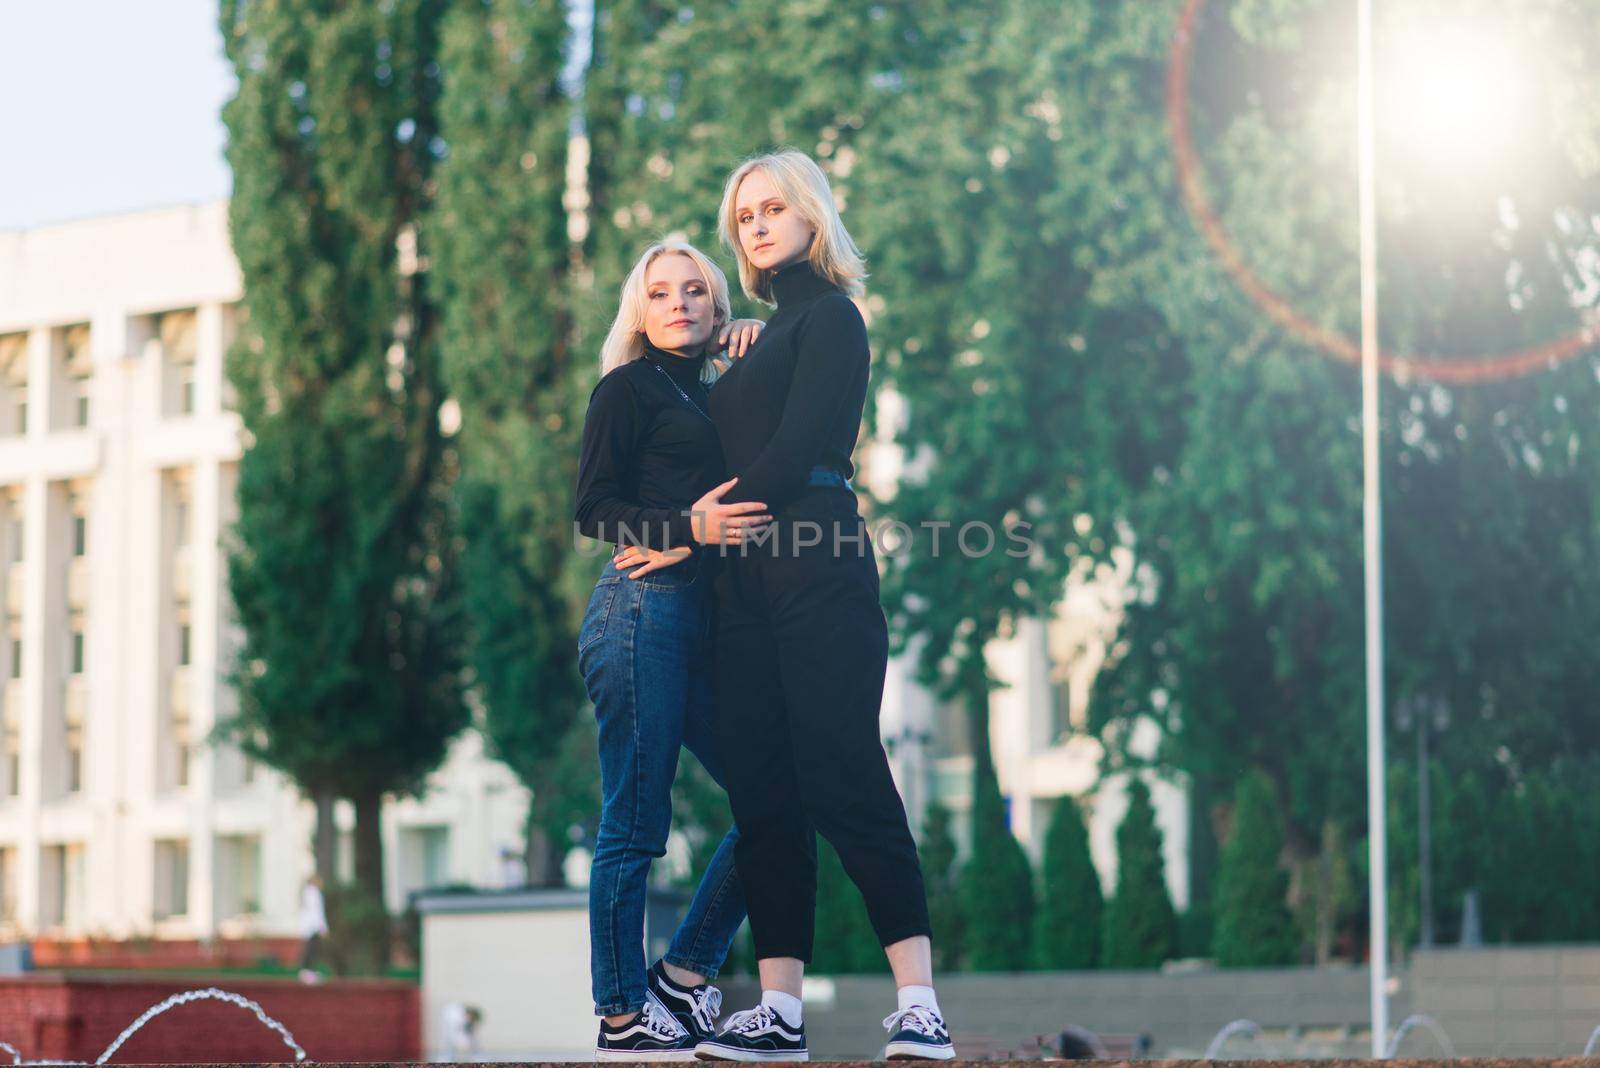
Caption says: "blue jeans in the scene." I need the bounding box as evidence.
[578,552,746,1017]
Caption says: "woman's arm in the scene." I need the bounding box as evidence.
[574,373,698,548]
[723,294,867,509]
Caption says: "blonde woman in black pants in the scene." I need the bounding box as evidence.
[690,150,953,1063]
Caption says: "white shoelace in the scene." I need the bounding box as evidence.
[722,1004,777,1034]
[691,985,724,1034]
[640,999,688,1039]
[883,1005,944,1037]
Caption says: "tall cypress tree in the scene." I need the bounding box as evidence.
[920,803,966,971]
[959,714,1036,972]
[1035,795,1103,970]
[219,0,469,942]
[1101,777,1176,969]
[430,0,594,884]
[1213,770,1297,966]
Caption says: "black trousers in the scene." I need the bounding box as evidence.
[712,489,931,962]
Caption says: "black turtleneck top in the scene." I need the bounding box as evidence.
[708,261,868,511]
[574,343,725,549]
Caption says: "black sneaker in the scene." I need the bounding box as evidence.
[596,998,697,1061]
[695,1003,808,1062]
[882,1005,955,1060]
[649,959,725,1041]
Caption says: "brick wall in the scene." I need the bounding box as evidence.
[0,975,419,1063]
[29,936,303,970]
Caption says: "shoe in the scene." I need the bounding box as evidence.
[649,959,724,1042]
[694,1004,808,1061]
[596,998,698,1061]
[882,1005,955,1060]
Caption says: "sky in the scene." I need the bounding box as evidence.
[0,0,235,230]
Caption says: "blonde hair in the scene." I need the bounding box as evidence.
[598,240,733,382]
[717,149,866,305]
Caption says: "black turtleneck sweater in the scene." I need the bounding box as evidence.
[574,343,725,549]
[708,261,868,511]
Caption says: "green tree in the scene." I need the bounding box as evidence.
[1213,770,1297,966]
[920,803,966,972]
[1034,795,1102,970]
[1101,777,1176,969]
[219,0,469,939]
[959,754,1036,971]
[430,0,592,884]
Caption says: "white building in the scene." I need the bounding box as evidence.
[0,200,1185,945]
[0,203,528,942]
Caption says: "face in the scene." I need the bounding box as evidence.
[642,254,719,355]
[734,167,816,273]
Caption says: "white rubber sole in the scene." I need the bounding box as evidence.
[884,1039,956,1060]
[694,1042,810,1062]
[596,1046,699,1061]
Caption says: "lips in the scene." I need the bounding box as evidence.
[754,242,773,252]
[666,319,693,328]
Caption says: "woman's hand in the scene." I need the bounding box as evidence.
[713,318,765,360]
[690,477,772,545]
[613,544,693,579]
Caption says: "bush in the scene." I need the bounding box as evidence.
[1101,776,1176,968]
[960,767,1036,971]
[1213,770,1297,966]
[1034,795,1102,969]
[921,804,966,971]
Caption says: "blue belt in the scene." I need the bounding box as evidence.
[807,465,852,489]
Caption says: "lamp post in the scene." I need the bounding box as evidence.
[1355,0,1389,1056]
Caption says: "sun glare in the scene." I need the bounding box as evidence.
[1381,19,1538,175]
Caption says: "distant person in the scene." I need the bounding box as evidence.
[441,1002,483,1060]
[574,240,767,1060]
[297,873,327,984]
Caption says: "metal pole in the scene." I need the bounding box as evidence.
[1356,0,1390,1056]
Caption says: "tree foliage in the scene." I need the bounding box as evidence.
[1035,795,1103,970]
[1213,770,1297,966]
[920,803,966,972]
[430,0,593,884]
[219,0,469,925]
[1101,777,1176,968]
[959,756,1037,971]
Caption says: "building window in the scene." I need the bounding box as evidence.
[0,334,26,439]
[0,847,14,922]
[9,639,20,680]
[75,392,90,428]
[70,629,84,675]
[178,624,191,667]
[72,514,86,557]
[153,839,190,920]
[2,693,17,798]
[9,515,22,564]
[65,725,82,794]
[14,397,25,435]
[174,500,190,547]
